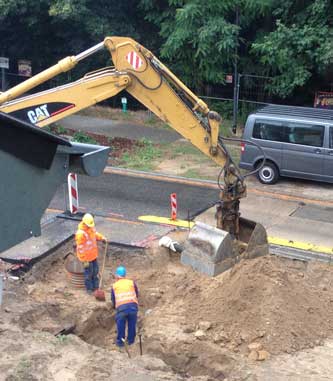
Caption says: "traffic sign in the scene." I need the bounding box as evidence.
[0,57,9,69]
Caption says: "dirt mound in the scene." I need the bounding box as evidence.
[180,255,333,354]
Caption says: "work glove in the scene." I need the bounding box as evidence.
[103,237,108,243]
[83,261,90,269]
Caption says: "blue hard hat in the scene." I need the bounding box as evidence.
[115,266,126,277]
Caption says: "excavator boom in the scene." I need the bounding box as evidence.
[0,37,268,273]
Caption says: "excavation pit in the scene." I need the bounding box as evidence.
[2,234,333,380]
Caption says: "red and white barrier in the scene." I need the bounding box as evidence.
[68,173,79,214]
[170,193,177,220]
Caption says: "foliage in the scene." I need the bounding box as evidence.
[140,0,272,90]
[120,139,162,171]
[56,334,69,344]
[0,0,332,104]
[72,131,98,144]
[252,0,333,97]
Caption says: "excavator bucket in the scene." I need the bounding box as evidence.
[181,219,268,277]
[238,217,269,258]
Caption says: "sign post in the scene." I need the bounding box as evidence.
[18,59,32,77]
[0,57,9,92]
[121,97,127,113]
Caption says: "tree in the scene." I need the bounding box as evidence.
[252,0,333,97]
[140,0,272,92]
[0,0,147,81]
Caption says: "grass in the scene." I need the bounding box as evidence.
[43,123,68,135]
[56,334,70,344]
[44,105,243,179]
[224,143,241,165]
[182,169,207,179]
[72,131,98,144]
[170,143,202,157]
[116,137,241,179]
[119,138,162,171]
[12,357,32,380]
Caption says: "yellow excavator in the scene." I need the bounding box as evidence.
[0,37,268,274]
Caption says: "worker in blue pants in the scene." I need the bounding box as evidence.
[111,266,139,347]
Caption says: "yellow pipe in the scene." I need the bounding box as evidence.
[0,56,78,105]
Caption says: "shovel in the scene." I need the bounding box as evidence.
[94,241,108,301]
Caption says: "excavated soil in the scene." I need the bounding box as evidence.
[1,235,333,380]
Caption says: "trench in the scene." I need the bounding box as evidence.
[73,305,229,380]
[13,240,238,380]
[70,246,232,380]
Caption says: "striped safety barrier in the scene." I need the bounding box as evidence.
[68,173,79,214]
[170,193,177,220]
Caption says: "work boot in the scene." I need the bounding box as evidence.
[86,289,93,295]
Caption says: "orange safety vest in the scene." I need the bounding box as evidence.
[75,222,103,262]
[112,278,138,309]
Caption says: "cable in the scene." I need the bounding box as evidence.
[218,135,267,178]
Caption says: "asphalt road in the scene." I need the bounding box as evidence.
[61,115,181,143]
[50,172,220,221]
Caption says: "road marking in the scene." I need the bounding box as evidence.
[268,236,333,255]
[138,215,194,228]
[104,216,143,225]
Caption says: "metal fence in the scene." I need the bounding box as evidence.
[1,72,68,93]
[200,73,274,132]
[1,69,273,132]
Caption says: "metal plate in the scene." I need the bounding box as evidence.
[291,204,333,224]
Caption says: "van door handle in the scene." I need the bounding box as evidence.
[314,149,322,154]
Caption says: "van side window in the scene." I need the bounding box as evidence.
[253,121,284,142]
[286,124,324,147]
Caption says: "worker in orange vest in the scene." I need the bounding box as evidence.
[75,213,107,294]
[111,266,139,347]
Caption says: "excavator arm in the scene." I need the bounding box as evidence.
[0,37,258,240]
[0,37,226,167]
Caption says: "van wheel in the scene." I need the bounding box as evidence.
[256,162,279,185]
